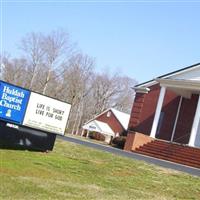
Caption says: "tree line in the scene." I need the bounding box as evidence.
[0,29,136,134]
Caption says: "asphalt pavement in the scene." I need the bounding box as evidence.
[57,134,200,177]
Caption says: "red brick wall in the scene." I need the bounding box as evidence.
[173,94,198,144]
[96,110,125,135]
[128,93,146,129]
[129,84,181,140]
[129,84,160,135]
[124,131,154,151]
[157,92,180,141]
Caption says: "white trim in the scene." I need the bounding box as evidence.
[132,87,150,94]
[135,64,200,89]
[189,95,200,147]
[135,80,157,88]
[157,78,200,91]
[161,65,200,79]
[150,86,166,138]
[171,96,183,142]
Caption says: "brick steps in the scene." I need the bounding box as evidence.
[139,145,200,162]
[153,140,200,154]
[135,150,200,168]
[136,147,200,166]
[133,140,200,168]
[143,143,200,159]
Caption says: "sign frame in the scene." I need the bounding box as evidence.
[23,92,71,135]
[0,80,72,136]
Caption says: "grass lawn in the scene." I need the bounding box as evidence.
[0,139,200,200]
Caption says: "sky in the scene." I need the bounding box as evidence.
[1,1,200,83]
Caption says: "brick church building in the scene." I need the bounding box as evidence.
[124,63,200,168]
[82,108,130,143]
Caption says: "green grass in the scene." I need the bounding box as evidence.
[0,139,200,200]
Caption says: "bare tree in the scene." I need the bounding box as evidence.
[19,30,74,94]
[0,54,32,88]
[59,53,94,134]
[19,32,45,89]
[91,72,120,114]
[110,76,136,113]
[0,53,9,80]
[0,54,6,79]
[90,71,136,115]
[41,29,74,95]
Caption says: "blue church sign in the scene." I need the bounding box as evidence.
[0,81,30,124]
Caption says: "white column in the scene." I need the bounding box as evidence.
[86,130,90,138]
[150,86,166,138]
[189,95,200,147]
[81,129,85,137]
[171,96,183,142]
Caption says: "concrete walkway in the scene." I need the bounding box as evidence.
[57,135,200,177]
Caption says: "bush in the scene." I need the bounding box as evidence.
[88,132,105,141]
[111,136,126,149]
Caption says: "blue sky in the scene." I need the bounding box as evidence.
[1,1,200,83]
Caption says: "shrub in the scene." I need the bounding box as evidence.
[88,132,105,141]
[111,136,126,149]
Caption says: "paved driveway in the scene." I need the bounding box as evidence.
[57,135,200,177]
